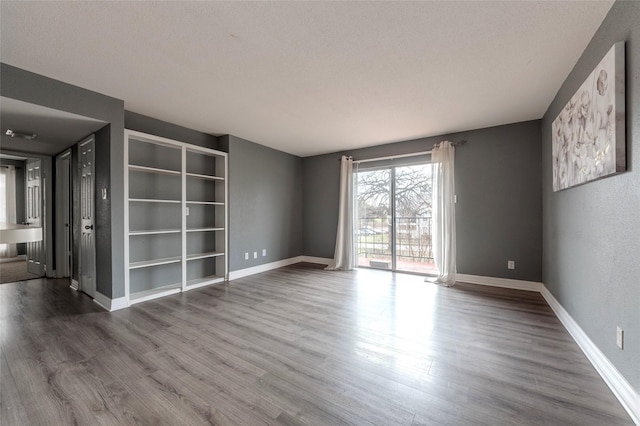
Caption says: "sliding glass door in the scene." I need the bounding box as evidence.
[356,162,436,275]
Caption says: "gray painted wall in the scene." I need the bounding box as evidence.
[94,126,112,295]
[1,63,125,298]
[125,111,219,150]
[303,120,542,282]
[541,0,639,390]
[219,135,303,271]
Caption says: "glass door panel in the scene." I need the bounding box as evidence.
[356,169,392,269]
[394,165,437,275]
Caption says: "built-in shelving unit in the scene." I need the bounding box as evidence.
[124,130,228,305]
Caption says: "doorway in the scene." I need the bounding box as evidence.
[356,162,437,275]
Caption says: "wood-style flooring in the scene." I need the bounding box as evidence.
[0,263,633,425]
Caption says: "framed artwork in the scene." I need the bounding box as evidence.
[552,42,625,192]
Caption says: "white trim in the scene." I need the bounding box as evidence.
[229,257,304,281]
[540,286,639,425]
[70,279,79,291]
[456,273,542,292]
[299,256,332,265]
[93,291,129,312]
[110,297,129,311]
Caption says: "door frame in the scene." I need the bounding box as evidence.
[55,149,72,279]
[1,150,54,276]
[355,160,433,275]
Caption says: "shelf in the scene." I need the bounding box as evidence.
[126,130,227,306]
[130,228,181,236]
[186,172,224,181]
[186,275,225,290]
[129,198,181,204]
[186,227,224,233]
[130,256,181,270]
[186,201,224,205]
[129,164,181,176]
[187,251,224,261]
[129,283,181,305]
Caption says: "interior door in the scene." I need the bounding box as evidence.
[26,159,45,276]
[79,137,96,297]
[56,151,72,277]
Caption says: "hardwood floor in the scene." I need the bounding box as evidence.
[0,263,633,425]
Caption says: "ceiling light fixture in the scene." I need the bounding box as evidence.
[5,129,37,140]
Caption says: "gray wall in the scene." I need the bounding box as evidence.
[303,120,542,282]
[219,135,303,271]
[542,0,639,391]
[125,111,219,150]
[0,158,26,255]
[1,63,125,298]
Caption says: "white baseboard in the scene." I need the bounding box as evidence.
[540,286,639,424]
[299,256,332,265]
[70,279,79,291]
[457,273,542,292]
[229,257,304,280]
[228,255,334,281]
[93,291,129,312]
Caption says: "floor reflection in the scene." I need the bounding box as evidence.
[354,268,438,377]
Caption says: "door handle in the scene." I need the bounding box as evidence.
[84,225,94,230]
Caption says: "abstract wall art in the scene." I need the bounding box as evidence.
[552,42,625,192]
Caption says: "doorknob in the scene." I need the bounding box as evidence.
[84,225,94,230]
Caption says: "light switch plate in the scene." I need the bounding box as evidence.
[617,326,624,349]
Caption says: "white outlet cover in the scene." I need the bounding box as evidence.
[253,252,258,259]
[507,260,515,269]
[262,249,267,256]
[244,252,249,260]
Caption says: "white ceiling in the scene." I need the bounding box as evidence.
[0,1,613,157]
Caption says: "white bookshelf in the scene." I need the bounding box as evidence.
[124,130,228,306]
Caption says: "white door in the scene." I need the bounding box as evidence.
[79,137,96,297]
[56,151,72,277]
[26,159,45,276]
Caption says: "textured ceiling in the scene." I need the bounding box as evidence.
[0,1,613,157]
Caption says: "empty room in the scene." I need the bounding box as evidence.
[0,1,638,425]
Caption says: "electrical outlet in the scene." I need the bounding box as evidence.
[617,326,624,349]
[253,251,258,259]
[244,252,249,260]
[262,249,267,257]
[507,260,515,270]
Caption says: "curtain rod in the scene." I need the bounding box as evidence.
[342,140,467,164]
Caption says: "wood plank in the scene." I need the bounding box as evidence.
[0,265,633,425]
